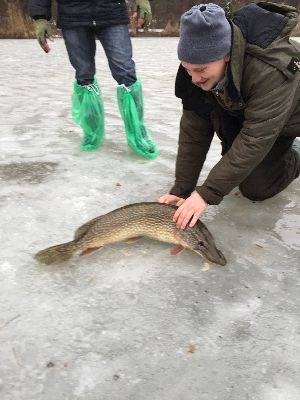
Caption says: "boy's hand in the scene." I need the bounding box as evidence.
[34,19,54,53]
[173,191,208,229]
[157,194,184,206]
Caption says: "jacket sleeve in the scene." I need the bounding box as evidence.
[28,0,52,20]
[170,109,214,198]
[196,65,300,205]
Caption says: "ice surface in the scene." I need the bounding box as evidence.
[0,37,299,400]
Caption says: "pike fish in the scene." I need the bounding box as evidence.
[35,202,226,266]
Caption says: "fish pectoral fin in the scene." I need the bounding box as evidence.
[126,236,142,244]
[170,245,184,255]
[80,246,103,256]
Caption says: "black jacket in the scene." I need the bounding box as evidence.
[28,0,129,29]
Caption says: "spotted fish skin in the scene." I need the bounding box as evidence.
[35,202,226,266]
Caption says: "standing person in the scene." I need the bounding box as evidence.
[28,0,157,159]
[159,2,300,229]
[129,0,153,35]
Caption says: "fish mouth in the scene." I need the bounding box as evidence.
[194,248,227,266]
[178,237,227,266]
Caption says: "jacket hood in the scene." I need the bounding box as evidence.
[229,2,300,99]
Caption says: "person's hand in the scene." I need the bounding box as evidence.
[173,191,208,229]
[157,194,185,206]
[137,18,145,29]
[34,19,54,53]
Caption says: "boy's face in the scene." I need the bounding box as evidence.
[181,55,230,91]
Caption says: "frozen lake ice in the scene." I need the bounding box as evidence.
[0,37,299,400]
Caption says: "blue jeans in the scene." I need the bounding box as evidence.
[62,25,137,87]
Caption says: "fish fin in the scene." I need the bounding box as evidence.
[74,215,101,240]
[126,236,142,244]
[80,246,103,256]
[74,221,94,240]
[35,241,76,265]
[170,245,184,255]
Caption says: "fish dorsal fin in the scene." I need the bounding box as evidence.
[74,216,99,241]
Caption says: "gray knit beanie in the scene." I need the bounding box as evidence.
[177,3,232,64]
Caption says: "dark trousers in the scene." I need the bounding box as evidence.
[62,25,137,87]
[239,136,300,201]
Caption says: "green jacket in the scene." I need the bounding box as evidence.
[129,0,152,17]
[171,2,300,205]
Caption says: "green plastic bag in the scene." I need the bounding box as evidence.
[117,79,158,159]
[72,79,105,151]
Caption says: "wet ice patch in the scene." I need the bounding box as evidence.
[274,213,300,251]
[0,161,58,184]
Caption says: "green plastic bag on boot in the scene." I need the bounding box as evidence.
[117,79,158,159]
[72,80,105,151]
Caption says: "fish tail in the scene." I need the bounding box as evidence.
[34,240,78,265]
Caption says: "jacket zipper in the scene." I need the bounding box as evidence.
[92,0,96,26]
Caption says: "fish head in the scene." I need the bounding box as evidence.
[178,220,227,266]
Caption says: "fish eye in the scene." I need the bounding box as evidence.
[198,240,206,248]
